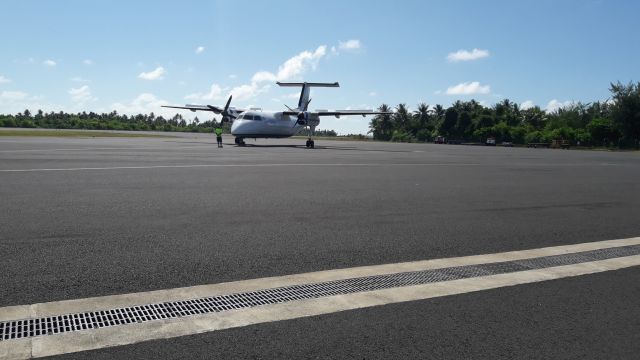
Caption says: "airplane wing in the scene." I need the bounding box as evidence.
[318,110,391,117]
[162,104,222,113]
[282,110,392,118]
[161,104,246,114]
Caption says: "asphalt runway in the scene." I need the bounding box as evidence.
[1,133,639,358]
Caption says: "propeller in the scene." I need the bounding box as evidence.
[293,112,307,128]
[211,95,235,124]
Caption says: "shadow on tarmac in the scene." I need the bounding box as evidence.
[234,143,415,153]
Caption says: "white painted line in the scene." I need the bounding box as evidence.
[1,237,638,322]
[0,147,140,153]
[0,237,638,359]
[0,163,482,173]
[0,145,216,153]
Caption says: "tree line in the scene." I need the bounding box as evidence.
[369,82,640,148]
[0,110,223,133]
[1,82,638,148]
[0,110,339,137]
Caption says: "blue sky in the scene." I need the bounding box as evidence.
[1,0,638,134]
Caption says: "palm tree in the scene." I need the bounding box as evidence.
[394,104,410,132]
[433,104,445,120]
[369,104,393,140]
[414,102,430,128]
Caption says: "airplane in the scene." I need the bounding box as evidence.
[162,82,391,148]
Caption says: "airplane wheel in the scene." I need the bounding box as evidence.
[310,140,315,149]
[305,140,310,148]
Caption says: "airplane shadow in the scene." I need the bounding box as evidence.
[228,143,415,153]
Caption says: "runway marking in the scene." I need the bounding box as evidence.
[0,147,140,153]
[0,163,483,173]
[0,237,639,359]
[0,145,223,153]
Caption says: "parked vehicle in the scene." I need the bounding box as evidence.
[501,141,514,147]
[551,139,570,149]
[435,136,446,144]
[527,142,550,148]
[486,137,496,146]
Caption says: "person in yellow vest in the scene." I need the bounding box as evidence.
[215,126,223,148]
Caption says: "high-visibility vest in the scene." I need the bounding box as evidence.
[215,128,223,136]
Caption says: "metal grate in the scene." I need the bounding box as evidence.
[1,244,639,341]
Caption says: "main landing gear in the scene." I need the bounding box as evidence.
[305,125,316,149]
[234,137,246,146]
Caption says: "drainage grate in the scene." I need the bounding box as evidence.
[1,244,639,341]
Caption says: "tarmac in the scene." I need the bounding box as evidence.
[1,133,639,359]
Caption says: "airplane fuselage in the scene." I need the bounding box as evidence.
[231,110,318,139]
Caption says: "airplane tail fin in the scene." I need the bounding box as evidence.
[277,82,339,111]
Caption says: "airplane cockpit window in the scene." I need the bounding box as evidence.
[253,115,262,121]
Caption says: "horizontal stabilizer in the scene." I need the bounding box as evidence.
[277,82,339,88]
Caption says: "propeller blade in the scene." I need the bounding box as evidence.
[224,95,232,112]
[218,95,235,123]
[206,105,223,114]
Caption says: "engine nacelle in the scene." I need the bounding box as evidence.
[296,112,320,126]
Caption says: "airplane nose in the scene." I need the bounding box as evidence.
[230,121,240,135]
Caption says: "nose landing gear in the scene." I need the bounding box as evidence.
[305,138,315,148]
[234,137,246,146]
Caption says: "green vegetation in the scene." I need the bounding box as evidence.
[0,110,223,133]
[369,82,640,148]
[0,129,174,138]
[1,82,638,148]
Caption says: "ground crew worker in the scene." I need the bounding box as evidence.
[215,126,223,148]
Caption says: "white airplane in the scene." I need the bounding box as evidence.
[162,82,390,148]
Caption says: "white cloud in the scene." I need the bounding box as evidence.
[445,82,491,95]
[138,66,166,80]
[0,75,11,83]
[43,59,57,67]
[188,42,349,104]
[229,83,270,102]
[195,46,205,54]
[545,99,574,113]
[447,48,490,62]
[251,71,277,83]
[0,92,65,115]
[282,92,300,99]
[185,84,224,101]
[252,45,327,84]
[338,39,361,51]
[228,74,237,79]
[186,45,330,104]
[520,100,535,110]
[71,77,91,83]
[369,91,377,97]
[0,91,28,100]
[83,59,93,65]
[344,104,372,111]
[68,85,96,103]
[112,93,173,118]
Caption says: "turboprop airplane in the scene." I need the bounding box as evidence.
[162,82,391,148]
